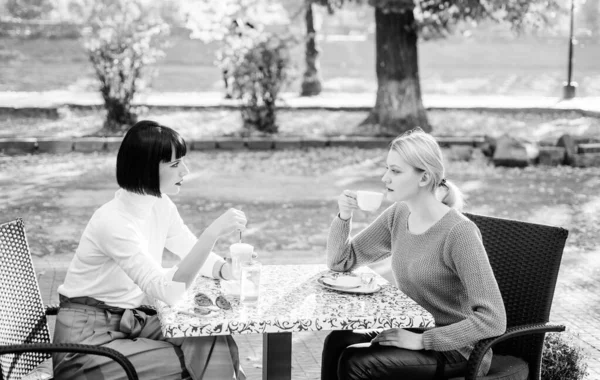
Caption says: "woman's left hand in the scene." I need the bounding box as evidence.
[371,328,425,350]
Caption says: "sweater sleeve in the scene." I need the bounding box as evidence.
[422,220,506,351]
[326,203,397,272]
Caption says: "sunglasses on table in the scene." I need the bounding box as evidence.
[193,292,232,314]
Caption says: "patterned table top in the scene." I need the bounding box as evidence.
[156,264,434,338]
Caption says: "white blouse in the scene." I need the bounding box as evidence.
[58,189,224,308]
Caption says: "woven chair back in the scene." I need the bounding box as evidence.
[0,219,51,380]
[465,213,568,378]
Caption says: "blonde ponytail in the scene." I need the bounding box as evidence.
[439,179,465,211]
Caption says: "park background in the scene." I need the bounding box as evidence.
[1,0,600,379]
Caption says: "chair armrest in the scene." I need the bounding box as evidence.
[464,322,565,380]
[0,342,138,380]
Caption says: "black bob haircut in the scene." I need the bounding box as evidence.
[116,120,187,197]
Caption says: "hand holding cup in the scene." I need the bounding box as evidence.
[337,190,358,220]
[338,190,384,219]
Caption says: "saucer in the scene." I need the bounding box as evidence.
[322,276,362,289]
[317,275,382,294]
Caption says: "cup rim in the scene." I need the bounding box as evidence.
[357,190,383,195]
[230,242,254,253]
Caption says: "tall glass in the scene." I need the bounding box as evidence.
[240,261,261,306]
[230,243,254,280]
[221,275,240,299]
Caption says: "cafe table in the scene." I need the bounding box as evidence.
[155,264,434,380]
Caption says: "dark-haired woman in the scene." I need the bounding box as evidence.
[53,120,247,379]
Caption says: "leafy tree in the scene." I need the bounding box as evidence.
[82,0,169,135]
[184,0,296,133]
[183,0,285,42]
[300,0,352,96]
[183,0,286,95]
[361,0,563,135]
[231,32,296,134]
[300,1,324,96]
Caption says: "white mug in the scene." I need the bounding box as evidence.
[356,191,384,211]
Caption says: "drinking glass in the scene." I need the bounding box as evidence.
[240,261,262,306]
[221,278,241,299]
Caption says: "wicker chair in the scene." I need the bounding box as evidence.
[448,213,569,380]
[0,219,139,380]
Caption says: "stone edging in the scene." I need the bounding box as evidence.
[0,136,485,155]
[1,105,600,118]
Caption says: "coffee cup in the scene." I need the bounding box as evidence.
[356,191,384,211]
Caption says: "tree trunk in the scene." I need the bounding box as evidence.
[101,96,138,135]
[300,1,322,96]
[359,6,430,136]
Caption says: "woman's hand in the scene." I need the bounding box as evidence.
[208,208,247,238]
[338,190,358,220]
[371,328,425,350]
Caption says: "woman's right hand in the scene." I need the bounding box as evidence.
[338,190,358,220]
[208,208,247,238]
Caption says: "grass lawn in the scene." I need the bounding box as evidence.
[1,36,599,96]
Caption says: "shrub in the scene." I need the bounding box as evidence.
[227,31,296,135]
[6,0,53,20]
[216,20,258,100]
[542,333,589,380]
[81,0,169,135]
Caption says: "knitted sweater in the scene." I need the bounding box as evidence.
[327,202,506,376]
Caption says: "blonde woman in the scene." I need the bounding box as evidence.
[321,129,506,380]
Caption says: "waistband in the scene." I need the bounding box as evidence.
[59,294,128,315]
[58,294,148,338]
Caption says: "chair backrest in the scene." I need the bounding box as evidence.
[0,219,51,380]
[464,213,568,379]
